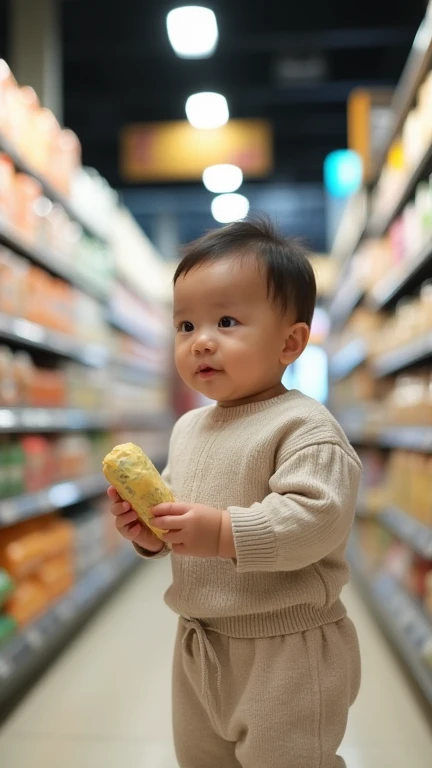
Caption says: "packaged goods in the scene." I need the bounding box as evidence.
[103,443,173,539]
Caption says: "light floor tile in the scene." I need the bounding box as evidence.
[1,558,432,767]
[0,736,177,768]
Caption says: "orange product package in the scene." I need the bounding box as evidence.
[37,554,75,602]
[5,578,48,627]
[14,173,42,240]
[21,435,53,492]
[0,154,16,224]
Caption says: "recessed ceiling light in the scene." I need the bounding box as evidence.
[203,164,243,193]
[185,92,229,129]
[211,193,250,224]
[166,6,218,59]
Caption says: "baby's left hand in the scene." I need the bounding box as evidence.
[150,502,234,558]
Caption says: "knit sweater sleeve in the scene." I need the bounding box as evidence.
[228,442,361,573]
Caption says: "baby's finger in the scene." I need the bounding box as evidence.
[110,500,132,517]
[119,521,142,541]
[162,530,185,545]
[116,509,138,528]
[107,486,121,501]
[150,515,183,531]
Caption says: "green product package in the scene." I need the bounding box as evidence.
[0,614,17,647]
[0,569,14,608]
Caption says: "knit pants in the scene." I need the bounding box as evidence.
[172,616,361,768]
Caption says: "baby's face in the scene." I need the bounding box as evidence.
[173,257,296,405]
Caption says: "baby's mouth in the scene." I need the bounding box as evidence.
[196,364,220,378]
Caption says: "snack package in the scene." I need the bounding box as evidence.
[103,443,173,540]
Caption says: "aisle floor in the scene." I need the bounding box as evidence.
[1,557,432,767]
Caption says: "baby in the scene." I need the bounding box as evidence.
[108,216,361,768]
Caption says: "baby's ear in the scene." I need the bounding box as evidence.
[280,323,310,365]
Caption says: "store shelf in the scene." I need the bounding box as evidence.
[373,331,432,377]
[343,423,432,453]
[0,546,139,709]
[379,426,432,452]
[107,310,159,348]
[369,142,432,238]
[379,506,432,559]
[0,312,109,367]
[330,189,368,263]
[348,535,432,705]
[0,474,107,527]
[371,4,432,179]
[329,338,367,380]
[0,218,109,303]
[0,134,108,244]
[0,407,172,433]
[329,281,365,331]
[369,237,432,310]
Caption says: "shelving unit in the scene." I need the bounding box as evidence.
[373,331,432,377]
[348,535,432,706]
[329,338,367,381]
[379,507,432,559]
[327,4,432,706]
[342,423,432,453]
[369,237,432,310]
[0,474,107,526]
[0,546,139,709]
[0,312,109,367]
[0,134,108,244]
[0,59,173,719]
[0,219,109,303]
[0,407,172,433]
[369,142,432,237]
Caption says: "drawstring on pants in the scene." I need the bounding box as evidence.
[181,616,222,696]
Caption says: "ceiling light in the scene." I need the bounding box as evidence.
[185,92,229,129]
[211,193,249,224]
[203,164,243,193]
[166,6,218,59]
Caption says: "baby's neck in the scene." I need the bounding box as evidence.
[218,382,287,408]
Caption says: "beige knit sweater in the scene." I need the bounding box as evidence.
[138,390,362,638]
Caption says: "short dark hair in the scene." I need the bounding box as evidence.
[173,215,316,326]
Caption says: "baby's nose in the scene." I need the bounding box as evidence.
[192,335,216,354]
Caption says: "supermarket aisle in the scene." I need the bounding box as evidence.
[1,557,432,768]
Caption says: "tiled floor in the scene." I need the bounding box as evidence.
[1,558,432,767]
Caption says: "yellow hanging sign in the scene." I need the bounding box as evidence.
[120,119,273,182]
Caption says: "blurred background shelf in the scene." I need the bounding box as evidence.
[329,338,367,380]
[379,507,432,559]
[369,142,432,237]
[0,407,172,433]
[0,474,107,527]
[0,134,108,245]
[0,219,108,303]
[348,535,432,706]
[343,424,432,452]
[0,546,139,710]
[369,237,432,310]
[372,331,432,377]
[0,312,109,367]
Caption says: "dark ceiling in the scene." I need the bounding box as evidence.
[0,0,427,251]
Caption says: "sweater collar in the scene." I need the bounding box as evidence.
[210,390,300,422]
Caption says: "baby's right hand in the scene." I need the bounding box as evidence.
[107,486,164,553]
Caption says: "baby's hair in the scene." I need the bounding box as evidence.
[174,215,316,327]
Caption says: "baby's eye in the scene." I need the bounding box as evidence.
[218,316,238,329]
[179,321,194,333]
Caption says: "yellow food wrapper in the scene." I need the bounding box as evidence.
[103,443,173,540]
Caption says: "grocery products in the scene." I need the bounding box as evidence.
[103,443,172,539]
